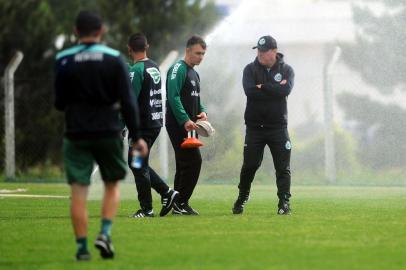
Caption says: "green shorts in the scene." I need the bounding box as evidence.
[63,136,127,185]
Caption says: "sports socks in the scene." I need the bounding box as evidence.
[76,237,88,254]
[100,218,112,238]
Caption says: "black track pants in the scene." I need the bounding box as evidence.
[166,125,202,204]
[128,128,169,211]
[238,127,291,201]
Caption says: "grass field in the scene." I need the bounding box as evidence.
[1,183,405,270]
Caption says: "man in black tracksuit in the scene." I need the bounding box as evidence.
[126,33,179,218]
[232,35,295,215]
[166,35,208,215]
[54,11,147,260]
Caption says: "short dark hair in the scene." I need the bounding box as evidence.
[186,35,206,49]
[128,33,148,52]
[75,10,103,37]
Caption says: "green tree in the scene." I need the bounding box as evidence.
[338,0,406,169]
[0,0,220,177]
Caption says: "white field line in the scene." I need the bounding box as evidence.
[0,194,69,199]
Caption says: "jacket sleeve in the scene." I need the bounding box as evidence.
[129,63,144,99]
[199,101,207,114]
[167,63,190,125]
[242,64,270,99]
[261,65,294,97]
[54,60,66,111]
[117,57,141,141]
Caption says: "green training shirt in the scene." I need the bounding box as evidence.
[165,60,206,127]
[128,59,163,129]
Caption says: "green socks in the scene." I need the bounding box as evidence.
[76,237,88,254]
[101,218,112,238]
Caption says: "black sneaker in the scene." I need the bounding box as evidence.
[129,209,154,218]
[232,194,249,214]
[172,202,187,215]
[182,203,199,215]
[277,200,291,215]
[160,189,179,217]
[76,251,91,261]
[172,202,199,215]
[94,234,114,259]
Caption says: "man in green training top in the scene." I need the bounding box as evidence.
[126,33,179,218]
[166,35,208,215]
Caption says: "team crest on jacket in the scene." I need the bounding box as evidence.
[146,67,161,84]
[274,73,282,82]
[285,141,292,150]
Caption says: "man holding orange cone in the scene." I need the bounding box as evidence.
[166,35,208,215]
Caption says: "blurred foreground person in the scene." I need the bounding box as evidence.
[232,35,295,215]
[54,10,147,260]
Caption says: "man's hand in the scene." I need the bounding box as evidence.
[132,138,148,157]
[184,120,198,131]
[280,79,287,85]
[197,112,208,121]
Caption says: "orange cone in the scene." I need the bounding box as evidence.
[181,130,204,148]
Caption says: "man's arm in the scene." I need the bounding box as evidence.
[260,66,295,97]
[129,62,144,99]
[242,64,270,99]
[167,63,190,125]
[116,58,141,141]
[54,60,66,111]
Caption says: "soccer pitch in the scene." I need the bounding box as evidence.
[0,183,405,270]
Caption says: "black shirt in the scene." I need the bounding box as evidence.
[54,42,141,140]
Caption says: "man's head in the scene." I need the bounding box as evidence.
[185,35,206,67]
[128,33,149,54]
[253,35,278,67]
[75,10,103,39]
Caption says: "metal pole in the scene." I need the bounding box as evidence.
[159,50,179,181]
[323,46,341,183]
[4,51,24,180]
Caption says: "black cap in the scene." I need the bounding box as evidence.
[75,10,103,37]
[252,35,277,51]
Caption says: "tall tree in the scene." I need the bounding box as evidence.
[338,0,406,169]
[0,0,220,174]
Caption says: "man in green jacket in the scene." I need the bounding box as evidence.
[166,35,208,215]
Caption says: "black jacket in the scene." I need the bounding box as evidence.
[242,53,294,129]
[54,42,141,140]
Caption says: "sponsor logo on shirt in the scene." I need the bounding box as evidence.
[129,72,135,82]
[191,91,199,97]
[171,63,182,80]
[150,89,162,97]
[150,99,162,107]
[146,67,161,84]
[151,112,163,120]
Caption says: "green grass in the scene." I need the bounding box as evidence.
[1,183,405,270]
